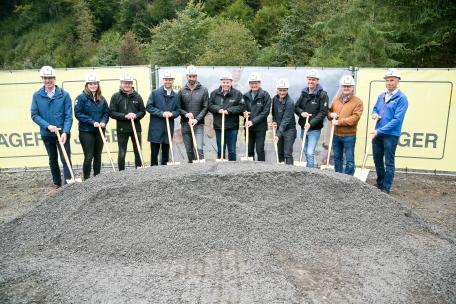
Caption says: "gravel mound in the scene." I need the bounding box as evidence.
[1,162,455,303]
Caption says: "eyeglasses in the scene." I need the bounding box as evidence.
[42,77,55,80]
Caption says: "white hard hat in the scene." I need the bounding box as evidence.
[340,75,355,86]
[276,78,290,89]
[219,71,233,80]
[384,68,401,79]
[306,69,320,79]
[162,70,175,79]
[39,66,56,77]
[85,73,100,84]
[248,72,261,82]
[186,65,198,75]
[120,73,134,82]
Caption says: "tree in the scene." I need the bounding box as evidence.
[90,30,122,66]
[197,18,259,66]
[118,31,145,65]
[73,0,96,65]
[220,0,254,23]
[251,4,288,47]
[147,1,211,65]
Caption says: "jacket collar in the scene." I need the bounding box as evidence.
[244,88,265,100]
[119,89,136,97]
[39,85,62,98]
[303,84,323,96]
[161,85,176,97]
[184,81,201,91]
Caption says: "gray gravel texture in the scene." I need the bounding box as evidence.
[1,162,455,304]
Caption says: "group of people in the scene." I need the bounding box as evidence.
[31,66,408,194]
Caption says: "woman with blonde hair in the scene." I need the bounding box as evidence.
[74,73,109,179]
[327,75,363,175]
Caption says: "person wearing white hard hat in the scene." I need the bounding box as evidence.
[74,73,109,179]
[294,69,329,168]
[178,65,209,162]
[272,78,296,165]
[327,75,363,175]
[109,73,145,170]
[208,71,244,161]
[371,68,408,193]
[242,72,271,161]
[31,66,73,193]
[146,70,180,165]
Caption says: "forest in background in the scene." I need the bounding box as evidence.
[0,0,455,69]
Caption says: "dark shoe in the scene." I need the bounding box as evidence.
[381,189,390,194]
[374,184,383,190]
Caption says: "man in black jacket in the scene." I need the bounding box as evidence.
[178,66,209,163]
[243,72,271,161]
[109,73,146,170]
[294,69,328,168]
[272,78,296,165]
[208,71,244,161]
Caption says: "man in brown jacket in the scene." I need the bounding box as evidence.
[327,75,363,175]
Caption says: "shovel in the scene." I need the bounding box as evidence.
[98,125,116,172]
[165,116,180,165]
[354,118,379,181]
[216,111,228,162]
[241,111,254,161]
[294,114,312,167]
[55,128,82,183]
[130,118,145,168]
[321,121,335,170]
[271,122,284,165]
[189,120,205,163]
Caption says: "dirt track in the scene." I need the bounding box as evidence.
[1,163,455,303]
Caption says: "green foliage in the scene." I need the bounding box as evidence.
[219,0,254,23]
[0,0,454,68]
[202,0,231,16]
[118,31,145,65]
[85,0,121,33]
[147,1,211,65]
[251,4,288,47]
[197,18,259,66]
[90,30,122,66]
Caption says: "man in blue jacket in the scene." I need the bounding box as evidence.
[371,68,408,193]
[146,70,180,166]
[31,66,73,192]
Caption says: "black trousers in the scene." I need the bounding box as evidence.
[248,129,266,161]
[278,128,297,165]
[150,142,170,166]
[117,132,142,170]
[79,131,104,179]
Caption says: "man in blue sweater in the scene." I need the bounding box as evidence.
[371,68,408,193]
[31,66,73,192]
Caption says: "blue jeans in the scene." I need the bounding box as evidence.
[372,134,399,192]
[301,128,321,168]
[181,123,204,162]
[42,135,72,186]
[215,128,238,161]
[333,135,356,175]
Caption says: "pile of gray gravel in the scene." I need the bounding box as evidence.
[1,162,455,303]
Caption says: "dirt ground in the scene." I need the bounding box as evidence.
[1,168,455,233]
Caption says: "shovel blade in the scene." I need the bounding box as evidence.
[193,159,206,164]
[66,178,83,184]
[167,161,181,166]
[320,165,335,170]
[215,159,228,162]
[293,161,307,167]
[240,157,254,161]
[354,168,370,182]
